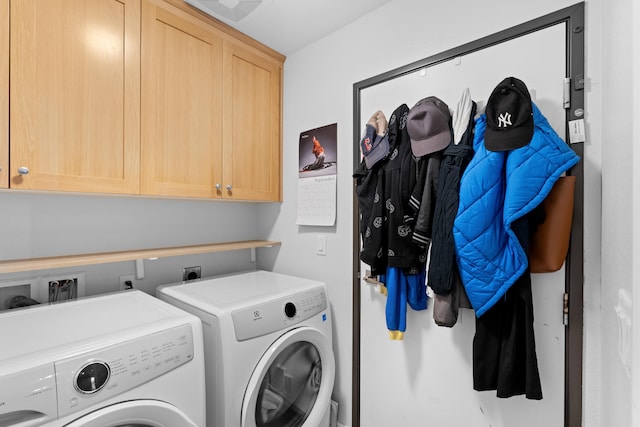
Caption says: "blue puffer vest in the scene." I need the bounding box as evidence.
[453,103,580,316]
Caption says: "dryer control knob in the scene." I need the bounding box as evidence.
[284,302,297,318]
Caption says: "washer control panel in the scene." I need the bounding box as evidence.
[232,286,327,341]
[55,323,194,418]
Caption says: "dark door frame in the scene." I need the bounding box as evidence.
[351,3,585,426]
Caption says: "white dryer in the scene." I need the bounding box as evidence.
[156,270,335,427]
[0,290,206,427]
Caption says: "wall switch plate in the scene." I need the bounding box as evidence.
[316,235,327,256]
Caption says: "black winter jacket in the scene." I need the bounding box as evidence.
[427,101,477,295]
[355,103,427,274]
[354,155,386,275]
[409,150,443,249]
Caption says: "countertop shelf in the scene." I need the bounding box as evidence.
[0,240,281,274]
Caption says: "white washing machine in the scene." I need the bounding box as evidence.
[0,290,206,427]
[156,270,335,427]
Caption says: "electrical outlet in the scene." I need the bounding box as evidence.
[119,275,135,291]
[183,266,201,281]
[44,272,85,303]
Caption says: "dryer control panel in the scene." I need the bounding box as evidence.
[55,323,194,418]
[232,286,327,341]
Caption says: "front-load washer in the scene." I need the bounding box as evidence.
[156,270,335,427]
[0,290,206,427]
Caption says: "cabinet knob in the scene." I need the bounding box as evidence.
[18,166,30,175]
[226,184,232,191]
[215,183,221,190]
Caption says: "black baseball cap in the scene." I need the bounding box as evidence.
[485,77,534,151]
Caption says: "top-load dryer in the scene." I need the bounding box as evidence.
[156,270,335,427]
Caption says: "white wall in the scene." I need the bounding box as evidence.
[0,192,263,296]
[633,0,640,424]
[257,0,634,425]
[599,0,636,425]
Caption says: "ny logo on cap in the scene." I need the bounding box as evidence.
[497,112,513,128]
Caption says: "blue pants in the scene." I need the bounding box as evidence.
[381,266,428,340]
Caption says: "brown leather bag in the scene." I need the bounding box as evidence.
[529,175,576,273]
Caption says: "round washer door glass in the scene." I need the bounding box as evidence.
[242,327,335,427]
[62,400,197,427]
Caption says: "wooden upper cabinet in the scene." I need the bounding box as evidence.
[141,0,223,198]
[0,0,8,189]
[6,0,283,200]
[222,40,282,201]
[9,0,141,194]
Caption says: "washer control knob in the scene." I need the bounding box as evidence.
[75,361,110,394]
[284,302,297,318]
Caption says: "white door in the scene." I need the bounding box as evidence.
[358,23,567,427]
[62,400,197,427]
[241,327,335,427]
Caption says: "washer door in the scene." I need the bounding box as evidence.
[62,400,197,427]
[241,327,335,427]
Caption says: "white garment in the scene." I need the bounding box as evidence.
[452,88,473,144]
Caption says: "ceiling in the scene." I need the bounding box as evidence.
[185,0,392,56]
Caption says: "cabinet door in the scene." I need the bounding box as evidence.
[9,0,141,194]
[0,0,7,188]
[222,41,282,201]
[141,0,222,198]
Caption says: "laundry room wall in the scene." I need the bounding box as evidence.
[634,0,640,423]
[0,192,264,296]
[599,0,638,425]
[257,0,637,426]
